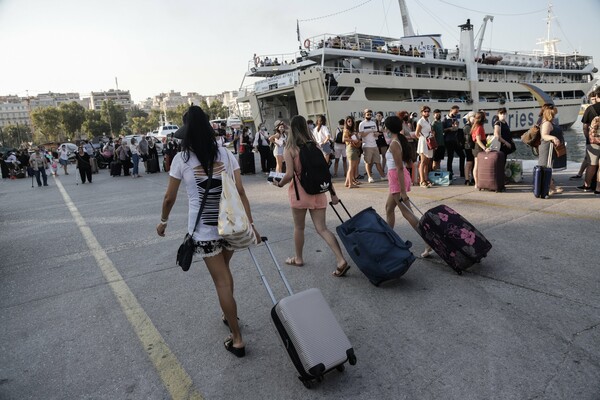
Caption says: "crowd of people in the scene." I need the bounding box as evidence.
[0,134,182,185]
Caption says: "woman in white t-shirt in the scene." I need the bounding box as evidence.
[312,114,332,164]
[415,105,434,187]
[269,120,287,173]
[156,106,261,359]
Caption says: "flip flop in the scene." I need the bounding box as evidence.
[224,336,246,358]
[285,257,304,267]
[332,263,351,277]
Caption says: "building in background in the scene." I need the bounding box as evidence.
[90,89,133,111]
[29,92,85,109]
[0,101,30,129]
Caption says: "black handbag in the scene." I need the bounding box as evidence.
[176,165,213,271]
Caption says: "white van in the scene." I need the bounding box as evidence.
[157,125,179,138]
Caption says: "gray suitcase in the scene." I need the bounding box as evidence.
[249,238,356,388]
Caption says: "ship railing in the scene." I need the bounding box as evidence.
[302,33,450,60]
[247,51,303,71]
[321,65,467,80]
[477,47,593,70]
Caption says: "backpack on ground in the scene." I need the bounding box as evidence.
[295,141,331,200]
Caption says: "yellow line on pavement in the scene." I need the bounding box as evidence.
[54,177,203,400]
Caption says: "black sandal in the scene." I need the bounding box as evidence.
[224,337,246,358]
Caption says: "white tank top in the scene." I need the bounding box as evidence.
[385,139,400,170]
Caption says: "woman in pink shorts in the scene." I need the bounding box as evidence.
[384,115,433,257]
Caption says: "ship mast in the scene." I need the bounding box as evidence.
[536,1,560,56]
[398,0,415,36]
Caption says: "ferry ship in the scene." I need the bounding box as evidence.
[237,1,596,133]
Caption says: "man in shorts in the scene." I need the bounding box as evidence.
[359,108,386,183]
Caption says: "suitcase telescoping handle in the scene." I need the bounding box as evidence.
[329,200,352,223]
[248,237,294,306]
[394,197,425,218]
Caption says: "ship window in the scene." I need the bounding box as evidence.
[365,88,411,101]
[480,92,504,102]
[512,92,534,102]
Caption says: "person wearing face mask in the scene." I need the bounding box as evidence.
[253,125,272,174]
[269,120,287,173]
[492,108,516,161]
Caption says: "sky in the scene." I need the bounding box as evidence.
[1,0,598,104]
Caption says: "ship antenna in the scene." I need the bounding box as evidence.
[398,0,415,36]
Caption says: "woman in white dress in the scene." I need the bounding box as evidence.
[415,105,434,187]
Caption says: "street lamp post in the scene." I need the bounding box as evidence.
[104,100,113,136]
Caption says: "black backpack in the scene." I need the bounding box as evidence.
[294,141,331,200]
[335,127,344,144]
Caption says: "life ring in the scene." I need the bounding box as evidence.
[303,39,311,49]
[254,56,259,66]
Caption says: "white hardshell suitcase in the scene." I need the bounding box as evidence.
[249,237,356,388]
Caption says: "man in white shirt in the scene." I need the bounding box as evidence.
[358,108,386,183]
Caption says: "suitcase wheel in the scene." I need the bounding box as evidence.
[348,353,357,365]
[302,380,313,389]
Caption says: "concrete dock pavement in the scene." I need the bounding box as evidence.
[0,157,598,399]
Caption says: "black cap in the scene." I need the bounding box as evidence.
[173,111,189,139]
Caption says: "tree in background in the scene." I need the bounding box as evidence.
[59,102,86,140]
[31,107,62,143]
[166,103,189,126]
[100,100,127,135]
[82,110,111,138]
[130,117,154,134]
[1,124,32,148]
[205,100,229,120]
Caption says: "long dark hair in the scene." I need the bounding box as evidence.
[287,115,312,149]
[180,105,218,174]
[385,116,413,163]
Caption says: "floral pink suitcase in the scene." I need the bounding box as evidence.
[407,202,492,274]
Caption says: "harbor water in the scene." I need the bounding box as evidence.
[513,120,586,161]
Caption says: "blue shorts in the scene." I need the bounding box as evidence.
[59,159,68,166]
